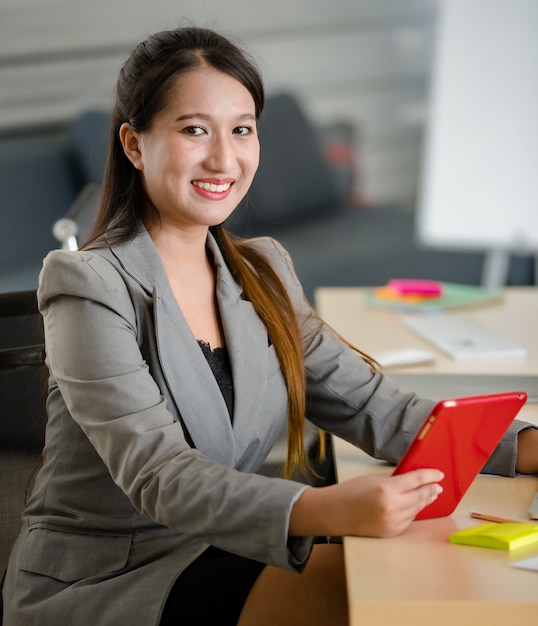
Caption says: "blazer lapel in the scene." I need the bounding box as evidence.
[109,229,271,467]
[154,287,238,465]
[208,236,271,464]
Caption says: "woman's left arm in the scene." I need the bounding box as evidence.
[256,237,538,478]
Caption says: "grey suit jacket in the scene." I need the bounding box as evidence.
[2,228,525,626]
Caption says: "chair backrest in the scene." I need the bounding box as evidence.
[53,181,101,250]
[52,108,110,250]
[0,135,79,275]
[0,290,47,573]
[226,92,345,237]
[68,108,111,186]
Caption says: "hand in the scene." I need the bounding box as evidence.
[516,428,538,474]
[325,469,444,537]
[290,469,443,539]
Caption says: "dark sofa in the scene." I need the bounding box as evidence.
[0,109,109,294]
[0,92,532,300]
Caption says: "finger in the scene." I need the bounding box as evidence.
[422,482,443,505]
[394,481,444,520]
[393,468,444,492]
[375,479,444,537]
[411,483,443,518]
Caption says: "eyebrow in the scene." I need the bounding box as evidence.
[175,113,256,123]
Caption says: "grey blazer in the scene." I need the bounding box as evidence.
[2,228,525,626]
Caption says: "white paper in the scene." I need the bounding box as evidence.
[512,555,538,572]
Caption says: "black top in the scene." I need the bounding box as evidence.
[197,340,234,422]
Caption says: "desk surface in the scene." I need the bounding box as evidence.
[335,430,538,626]
[315,287,538,626]
[315,286,538,399]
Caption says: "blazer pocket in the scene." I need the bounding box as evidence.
[18,527,132,583]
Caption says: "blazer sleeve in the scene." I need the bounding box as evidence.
[250,237,531,478]
[37,249,312,572]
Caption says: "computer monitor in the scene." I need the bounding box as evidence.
[415,0,538,286]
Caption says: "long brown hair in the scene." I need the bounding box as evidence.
[213,226,310,477]
[85,26,372,477]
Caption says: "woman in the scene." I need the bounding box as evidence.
[3,26,537,626]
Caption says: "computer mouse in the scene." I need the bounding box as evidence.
[372,348,437,368]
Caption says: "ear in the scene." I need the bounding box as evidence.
[119,122,144,170]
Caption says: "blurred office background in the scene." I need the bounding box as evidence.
[0,0,436,208]
[1,0,535,294]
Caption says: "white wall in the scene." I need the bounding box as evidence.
[0,0,438,206]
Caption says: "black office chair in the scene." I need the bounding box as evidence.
[225,92,346,238]
[0,290,47,602]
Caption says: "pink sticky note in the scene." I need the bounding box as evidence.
[387,279,443,297]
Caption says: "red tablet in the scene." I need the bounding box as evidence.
[392,391,527,520]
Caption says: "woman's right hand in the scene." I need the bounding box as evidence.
[289,469,444,539]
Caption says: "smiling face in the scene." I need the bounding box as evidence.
[120,64,260,234]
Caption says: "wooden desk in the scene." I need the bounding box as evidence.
[315,286,538,399]
[334,424,538,626]
[315,287,538,626]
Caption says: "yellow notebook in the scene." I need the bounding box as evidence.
[449,523,538,551]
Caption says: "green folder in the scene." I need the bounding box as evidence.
[365,282,503,313]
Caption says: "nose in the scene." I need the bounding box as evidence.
[205,133,235,173]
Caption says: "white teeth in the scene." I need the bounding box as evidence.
[193,181,231,193]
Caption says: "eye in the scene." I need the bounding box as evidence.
[182,126,205,136]
[233,125,254,136]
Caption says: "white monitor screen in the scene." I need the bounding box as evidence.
[416,0,538,253]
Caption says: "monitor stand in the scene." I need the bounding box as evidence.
[481,249,511,288]
[481,249,537,288]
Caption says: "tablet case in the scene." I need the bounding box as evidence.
[392,391,527,520]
